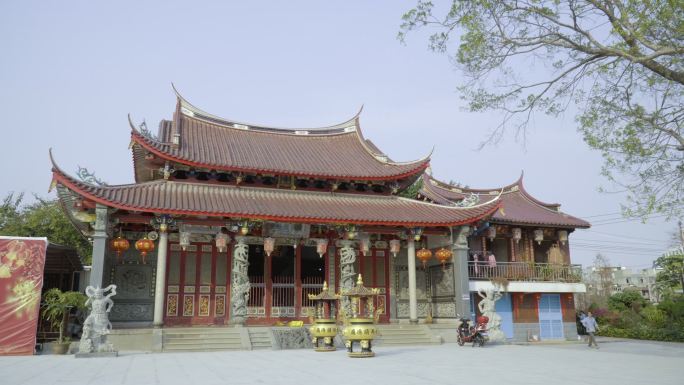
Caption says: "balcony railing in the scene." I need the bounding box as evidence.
[468,262,583,283]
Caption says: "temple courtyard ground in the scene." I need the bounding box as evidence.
[1,338,681,385]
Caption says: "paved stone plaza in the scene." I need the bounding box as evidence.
[1,339,682,385]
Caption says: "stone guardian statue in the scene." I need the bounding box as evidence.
[477,287,506,342]
[77,284,117,356]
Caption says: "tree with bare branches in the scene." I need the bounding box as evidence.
[399,0,683,218]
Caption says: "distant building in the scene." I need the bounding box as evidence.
[583,266,659,303]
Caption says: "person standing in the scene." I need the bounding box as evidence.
[581,311,600,348]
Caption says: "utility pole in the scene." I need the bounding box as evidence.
[679,221,684,291]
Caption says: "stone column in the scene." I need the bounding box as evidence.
[452,226,471,318]
[407,238,418,324]
[231,237,250,325]
[153,224,169,327]
[339,240,356,318]
[89,204,109,288]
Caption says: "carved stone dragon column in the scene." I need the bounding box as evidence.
[339,240,357,318]
[230,237,250,325]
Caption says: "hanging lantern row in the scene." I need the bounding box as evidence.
[358,233,370,256]
[534,229,544,245]
[135,236,155,264]
[264,237,275,257]
[412,227,423,241]
[435,247,453,268]
[389,239,401,257]
[558,230,568,245]
[416,247,432,268]
[110,234,130,263]
[486,226,496,241]
[512,228,522,244]
[316,238,328,258]
[216,229,229,252]
[179,231,191,251]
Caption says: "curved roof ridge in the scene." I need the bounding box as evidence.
[353,120,433,166]
[425,172,560,208]
[51,149,164,189]
[172,84,360,136]
[397,191,501,211]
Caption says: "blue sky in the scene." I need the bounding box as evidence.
[0,0,676,267]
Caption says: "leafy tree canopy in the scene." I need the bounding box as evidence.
[607,289,648,311]
[654,249,683,294]
[400,0,684,218]
[0,193,91,263]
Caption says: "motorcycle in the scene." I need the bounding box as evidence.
[457,315,488,347]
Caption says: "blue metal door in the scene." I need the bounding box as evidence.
[495,293,514,339]
[538,294,564,339]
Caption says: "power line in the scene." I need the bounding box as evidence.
[571,237,666,246]
[581,229,670,243]
[591,214,670,226]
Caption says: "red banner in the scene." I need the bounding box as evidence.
[0,237,47,355]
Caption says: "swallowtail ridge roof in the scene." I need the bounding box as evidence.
[129,89,431,180]
[51,154,500,227]
[420,173,590,229]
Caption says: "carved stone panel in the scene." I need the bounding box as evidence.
[397,268,427,301]
[112,265,153,299]
[435,302,457,318]
[109,303,153,321]
[430,264,455,298]
[396,301,430,318]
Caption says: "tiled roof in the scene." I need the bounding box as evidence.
[51,162,500,227]
[129,95,430,180]
[420,174,590,228]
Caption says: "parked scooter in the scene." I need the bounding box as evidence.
[456,315,488,347]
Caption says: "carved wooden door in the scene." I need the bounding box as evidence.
[360,248,390,323]
[164,242,231,326]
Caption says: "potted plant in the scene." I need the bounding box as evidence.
[41,288,86,354]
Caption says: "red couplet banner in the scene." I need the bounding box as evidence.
[0,237,48,355]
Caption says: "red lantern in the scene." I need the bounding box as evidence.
[110,236,130,262]
[435,247,453,268]
[416,247,433,268]
[135,236,155,264]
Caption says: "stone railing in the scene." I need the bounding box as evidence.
[468,261,583,283]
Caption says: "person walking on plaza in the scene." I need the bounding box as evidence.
[581,311,599,348]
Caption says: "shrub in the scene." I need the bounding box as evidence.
[607,290,647,312]
[641,306,667,329]
[599,325,684,342]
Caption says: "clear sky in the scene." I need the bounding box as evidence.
[0,0,677,268]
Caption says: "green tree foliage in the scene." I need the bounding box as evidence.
[399,178,424,198]
[653,250,684,295]
[41,288,87,343]
[399,0,684,218]
[607,289,648,312]
[595,292,684,342]
[0,193,91,263]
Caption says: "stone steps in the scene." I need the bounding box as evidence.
[163,327,245,352]
[161,324,443,352]
[248,328,273,349]
[426,323,460,344]
[374,324,442,346]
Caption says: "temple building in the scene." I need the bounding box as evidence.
[50,90,589,349]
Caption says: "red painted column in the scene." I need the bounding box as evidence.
[265,252,272,320]
[510,238,515,262]
[295,243,302,318]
